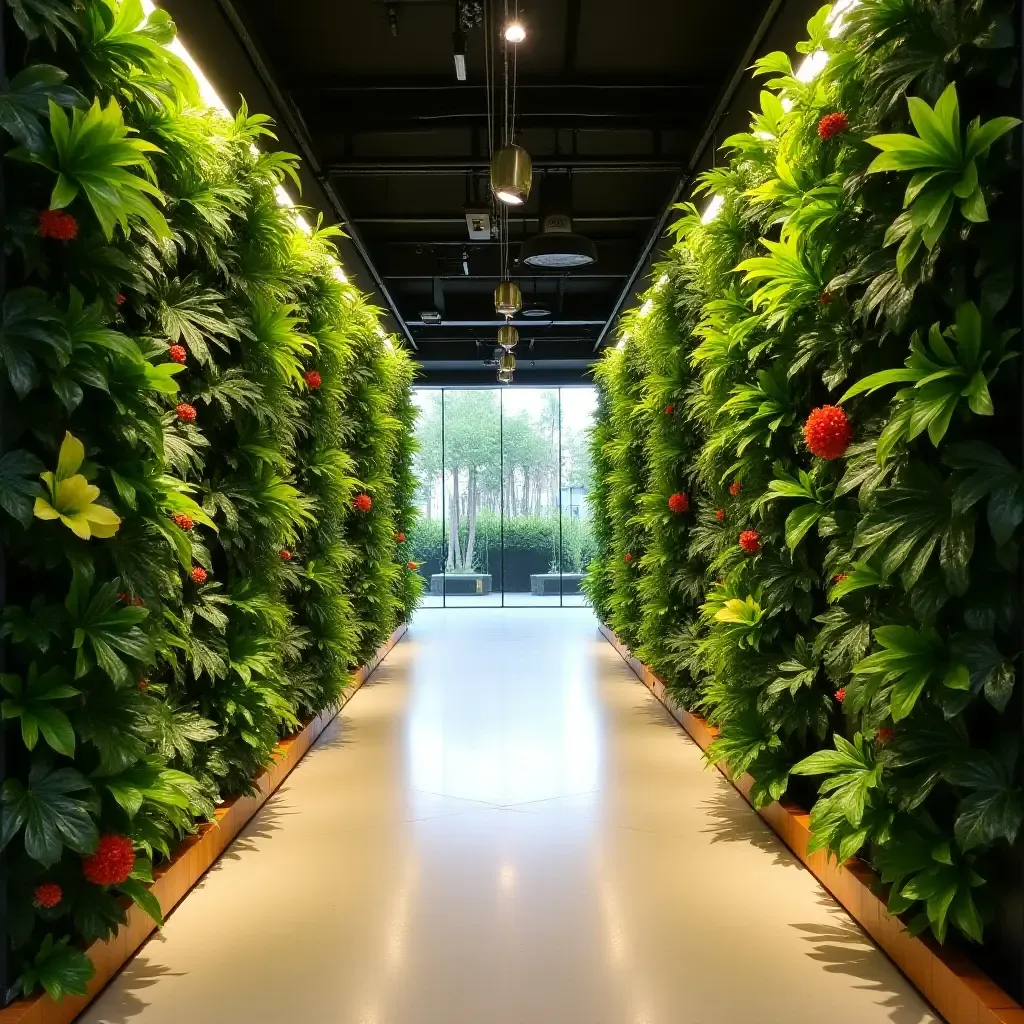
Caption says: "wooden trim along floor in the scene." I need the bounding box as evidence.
[0,622,408,1024]
[598,622,1024,1024]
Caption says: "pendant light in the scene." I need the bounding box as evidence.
[497,324,519,350]
[490,145,531,206]
[494,280,522,317]
[498,368,514,383]
[499,350,516,373]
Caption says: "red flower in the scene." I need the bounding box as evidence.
[38,209,78,240]
[83,835,135,886]
[175,402,197,424]
[34,882,63,909]
[804,405,852,460]
[172,513,194,531]
[116,292,127,306]
[664,403,675,416]
[833,573,849,584]
[280,549,293,561]
[190,566,207,585]
[715,509,726,521]
[820,291,834,305]
[623,553,634,564]
[354,493,373,512]
[818,111,850,140]
[407,561,418,570]
[168,344,187,364]
[138,679,149,691]
[395,532,407,543]
[668,492,689,514]
[304,370,322,390]
[876,727,895,745]
[729,480,742,497]
[834,688,846,703]
[739,530,761,554]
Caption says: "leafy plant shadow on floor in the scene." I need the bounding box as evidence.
[791,895,939,1024]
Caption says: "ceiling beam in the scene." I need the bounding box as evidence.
[564,0,582,73]
[350,214,652,226]
[407,319,605,328]
[327,158,682,175]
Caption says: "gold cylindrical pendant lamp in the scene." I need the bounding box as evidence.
[490,145,532,205]
[499,351,516,373]
[498,368,514,383]
[497,324,519,350]
[494,280,522,317]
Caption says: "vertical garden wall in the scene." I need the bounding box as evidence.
[586,0,1022,985]
[0,0,421,1002]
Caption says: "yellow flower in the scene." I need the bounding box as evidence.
[33,432,120,540]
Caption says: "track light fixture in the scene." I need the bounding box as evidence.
[453,29,467,81]
[497,324,519,350]
[494,280,522,317]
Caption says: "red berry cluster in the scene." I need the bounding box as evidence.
[119,592,145,607]
[190,566,207,585]
[820,291,834,305]
[804,405,852,460]
[176,402,197,424]
[116,292,127,306]
[138,679,149,691]
[353,493,373,512]
[876,727,895,745]
[664,403,675,416]
[172,513,194,531]
[280,549,293,561]
[38,209,78,240]
[34,882,63,908]
[395,532,407,543]
[83,835,135,886]
[739,530,761,554]
[623,553,634,564]
[668,492,689,514]
[833,573,849,584]
[304,370,322,390]
[168,344,187,364]
[407,561,418,571]
[729,480,743,497]
[715,509,726,521]
[834,688,846,703]
[818,111,849,140]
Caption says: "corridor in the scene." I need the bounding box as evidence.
[81,609,938,1024]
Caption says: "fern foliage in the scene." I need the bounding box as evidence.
[0,0,420,1000]
[586,0,1020,949]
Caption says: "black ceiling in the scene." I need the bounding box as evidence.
[169,0,805,382]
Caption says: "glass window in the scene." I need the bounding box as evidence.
[408,386,597,608]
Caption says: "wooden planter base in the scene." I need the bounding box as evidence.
[599,622,1024,1024]
[1,622,408,1024]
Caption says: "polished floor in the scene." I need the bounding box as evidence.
[81,609,938,1024]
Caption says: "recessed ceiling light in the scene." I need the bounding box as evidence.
[504,21,526,43]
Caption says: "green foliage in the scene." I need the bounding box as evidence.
[0,0,419,1001]
[585,0,1020,947]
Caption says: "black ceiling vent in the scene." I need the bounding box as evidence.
[519,175,597,270]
